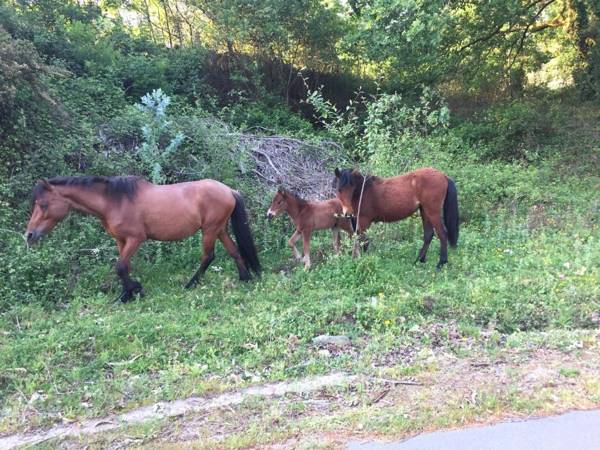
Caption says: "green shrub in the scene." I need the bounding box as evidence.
[454,99,557,161]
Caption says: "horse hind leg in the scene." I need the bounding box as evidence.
[428,214,449,270]
[415,217,435,264]
[218,229,251,282]
[185,230,217,289]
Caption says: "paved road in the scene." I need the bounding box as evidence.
[348,409,600,450]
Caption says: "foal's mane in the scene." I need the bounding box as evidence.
[280,188,308,206]
[33,176,141,201]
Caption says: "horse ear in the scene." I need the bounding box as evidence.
[334,168,341,178]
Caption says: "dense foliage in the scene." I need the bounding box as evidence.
[0,0,598,435]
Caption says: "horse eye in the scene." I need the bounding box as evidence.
[40,203,49,210]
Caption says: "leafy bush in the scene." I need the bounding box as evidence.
[308,87,450,161]
[454,99,557,160]
[135,89,185,183]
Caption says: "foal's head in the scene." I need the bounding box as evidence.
[333,168,364,216]
[26,180,71,244]
[266,188,289,219]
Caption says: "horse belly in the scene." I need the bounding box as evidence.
[144,205,201,241]
[381,204,418,222]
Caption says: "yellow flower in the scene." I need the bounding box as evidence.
[384,320,391,326]
[378,292,385,298]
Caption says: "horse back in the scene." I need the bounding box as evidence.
[136,179,236,240]
[299,198,343,231]
[371,168,447,221]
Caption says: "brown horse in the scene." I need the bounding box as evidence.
[266,188,354,268]
[333,167,459,269]
[26,176,261,302]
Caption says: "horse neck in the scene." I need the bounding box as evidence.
[56,184,111,218]
[354,181,374,217]
[284,195,305,219]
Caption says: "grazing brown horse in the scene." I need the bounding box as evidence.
[333,167,459,269]
[266,188,354,268]
[26,176,261,302]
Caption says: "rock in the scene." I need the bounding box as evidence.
[312,335,351,348]
[318,349,331,358]
[524,367,555,384]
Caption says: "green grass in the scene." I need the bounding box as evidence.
[1,147,599,434]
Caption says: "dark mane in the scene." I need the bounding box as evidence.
[335,169,378,198]
[33,176,141,201]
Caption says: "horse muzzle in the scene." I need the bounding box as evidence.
[266,210,275,220]
[25,229,43,245]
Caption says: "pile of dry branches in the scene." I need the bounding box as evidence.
[237,132,345,200]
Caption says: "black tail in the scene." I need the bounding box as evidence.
[443,178,459,248]
[231,193,261,276]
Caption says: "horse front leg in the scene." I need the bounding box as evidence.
[352,217,371,258]
[332,227,341,253]
[115,238,144,303]
[301,229,312,269]
[185,229,217,289]
[288,230,302,261]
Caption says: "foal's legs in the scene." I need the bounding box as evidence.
[288,230,302,260]
[301,229,312,269]
[332,227,341,253]
[185,229,217,289]
[218,229,251,281]
[115,237,144,303]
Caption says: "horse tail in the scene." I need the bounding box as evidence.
[443,177,459,248]
[231,192,261,276]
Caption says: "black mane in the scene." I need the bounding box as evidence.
[334,169,377,198]
[33,176,141,201]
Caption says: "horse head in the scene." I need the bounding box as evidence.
[26,179,70,244]
[333,168,364,217]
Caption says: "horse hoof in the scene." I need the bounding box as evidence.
[116,291,133,303]
[185,275,201,289]
[239,270,251,282]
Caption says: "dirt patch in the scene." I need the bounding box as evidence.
[5,333,600,449]
[0,373,356,449]
[156,346,600,449]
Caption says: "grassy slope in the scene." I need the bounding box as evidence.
[1,109,599,435]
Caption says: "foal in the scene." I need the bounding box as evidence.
[26,176,261,302]
[266,188,353,268]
